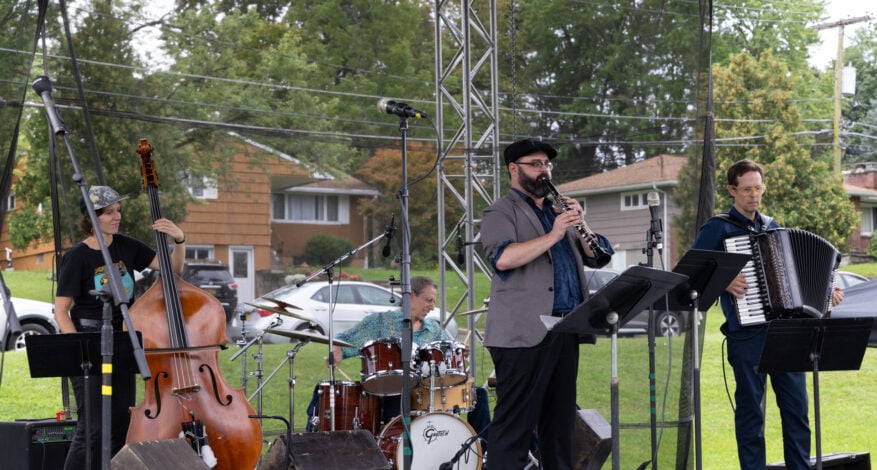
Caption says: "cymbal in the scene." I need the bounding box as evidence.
[245,302,314,323]
[264,328,353,348]
[262,296,303,310]
[457,307,488,316]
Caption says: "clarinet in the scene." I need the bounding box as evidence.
[540,176,612,266]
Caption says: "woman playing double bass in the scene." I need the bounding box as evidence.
[54,185,186,470]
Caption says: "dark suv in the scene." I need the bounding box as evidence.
[181,260,238,323]
[136,260,239,323]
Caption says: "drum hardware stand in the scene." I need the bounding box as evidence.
[248,339,308,433]
[540,266,687,470]
[231,327,268,427]
[294,217,396,432]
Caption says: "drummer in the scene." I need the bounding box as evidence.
[308,276,490,445]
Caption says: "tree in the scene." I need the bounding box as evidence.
[675,51,857,252]
[838,27,877,165]
[10,0,189,250]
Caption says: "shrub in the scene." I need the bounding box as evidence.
[302,234,355,267]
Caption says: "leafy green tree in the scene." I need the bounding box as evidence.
[11,0,190,250]
[504,0,702,181]
[675,51,857,252]
[838,27,877,165]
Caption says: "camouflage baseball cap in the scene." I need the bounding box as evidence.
[80,186,129,213]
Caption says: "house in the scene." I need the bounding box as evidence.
[842,162,877,261]
[1,134,380,303]
[556,154,686,271]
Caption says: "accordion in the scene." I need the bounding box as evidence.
[723,228,840,326]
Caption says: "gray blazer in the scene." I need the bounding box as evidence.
[481,190,602,348]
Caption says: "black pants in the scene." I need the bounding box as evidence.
[63,327,137,470]
[488,332,579,470]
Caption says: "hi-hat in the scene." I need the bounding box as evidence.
[265,328,353,348]
[458,307,488,316]
[246,302,313,323]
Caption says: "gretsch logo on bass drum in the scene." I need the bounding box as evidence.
[422,421,451,444]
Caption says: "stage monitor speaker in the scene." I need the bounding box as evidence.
[0,419,76,469]
[262,430,390,470]
[767,452,871,470]
[111,439,210,469]
[572,408,612,470]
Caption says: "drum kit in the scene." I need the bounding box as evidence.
[235,301,485,470]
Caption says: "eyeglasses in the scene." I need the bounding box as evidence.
[732,185,766,196]
[514,160,554,171]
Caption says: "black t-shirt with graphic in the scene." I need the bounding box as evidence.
[56,234,156,322]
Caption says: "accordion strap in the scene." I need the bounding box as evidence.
[710,212,774,234]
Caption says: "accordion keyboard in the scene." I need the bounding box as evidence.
[724,234,770,326]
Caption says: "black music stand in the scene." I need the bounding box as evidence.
[542,265,688,470]
[25,332,142,470]
[758,317,873,470]
[653,248,750,470]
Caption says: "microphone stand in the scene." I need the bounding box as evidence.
[639,225,661,469]
[439,423,489,470]
[294,217,395,432]
[32,75,151,470]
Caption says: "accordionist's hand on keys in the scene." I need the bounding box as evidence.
[727,273,748,299]
[831,287,844,307]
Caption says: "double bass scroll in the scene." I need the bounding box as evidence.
[126,139,261,470]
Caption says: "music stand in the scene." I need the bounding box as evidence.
[653,248,750,470]
[25,332,142,470]
[542,265,688,470]
[758,317,873,470]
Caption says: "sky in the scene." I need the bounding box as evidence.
[808,0,875,68]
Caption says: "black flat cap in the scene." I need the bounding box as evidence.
[503,139,558,165]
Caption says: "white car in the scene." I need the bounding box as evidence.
[0,297,57,351]
[229,280,459,344]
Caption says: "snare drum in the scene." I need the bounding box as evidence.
[415,340,468,387]
[411,376,476,414]
[360,337,419,396]
[316,381,381,435]
[377,412,482,469]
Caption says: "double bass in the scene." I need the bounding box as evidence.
[126,139,261,469]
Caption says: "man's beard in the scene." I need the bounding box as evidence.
[519,171,550,198]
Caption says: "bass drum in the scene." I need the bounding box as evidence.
[377,412,482,470]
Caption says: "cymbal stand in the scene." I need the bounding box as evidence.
[248,339,309,432]
[231,309,257,394]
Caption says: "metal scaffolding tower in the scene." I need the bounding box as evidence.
[434,0,501,378]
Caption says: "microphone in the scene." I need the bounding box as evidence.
[647,191,663,249]
[382,214,395,257]
[31,76,68,135]
[377,98,428,119]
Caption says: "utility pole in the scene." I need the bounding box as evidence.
[812,15,873,173]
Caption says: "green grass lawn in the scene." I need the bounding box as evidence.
[2,268,875,468]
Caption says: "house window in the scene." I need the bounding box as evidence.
[185,246,214,260]
[620,191,649,211]
[861,206,877,236]
[272,193,348,224]
[185,174,218,200]
[5,193,14,211]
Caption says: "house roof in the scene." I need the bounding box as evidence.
[845,183,877,203]
[229,132,379,197]
[558,154,686,195]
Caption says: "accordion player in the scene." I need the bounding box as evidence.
[723,228,841,326]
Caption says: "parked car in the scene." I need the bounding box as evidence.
[584,268,688,337]
[137,260,239,323]
[829,277,877,347]
[0,297,57,351]
[229,280,459,344]
[835,271,868,290]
